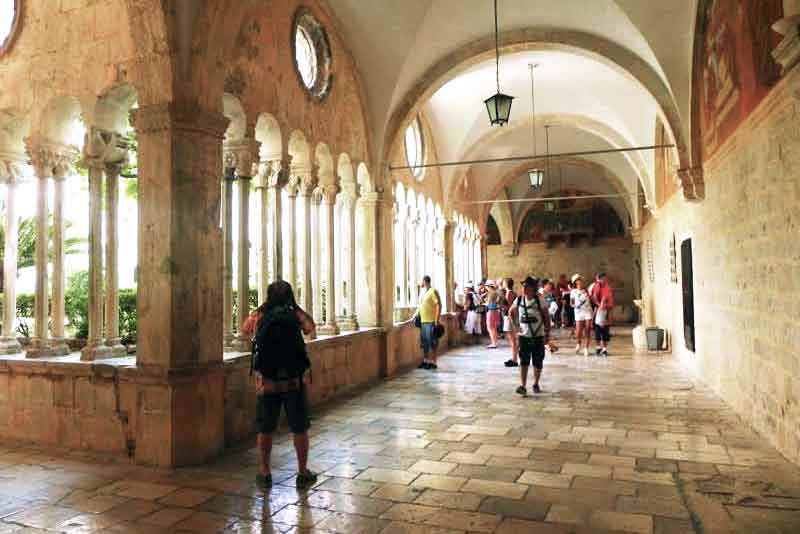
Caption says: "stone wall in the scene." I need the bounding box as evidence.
[486,238,636,314]
[641,77,800,466]
[0,317,465,462]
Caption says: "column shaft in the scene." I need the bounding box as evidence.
[284,188,298,289]
[235,176,252,349]
[81,163,111,360]
[28,166,50,356]
[0,176,21,353]
[268,178,283,283]
[318,194,338,336]
[298,187,314,318]
[50,174,69,354]
[105,165,125,355]
[310,193,322,325]
[222,172,235,348]
[339,197,359,331]
[257,180,269,303]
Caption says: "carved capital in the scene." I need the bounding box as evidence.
[223,138,261,177]
[130,103,230,139]
[677,166,705,202]
[25,137,78,180]
[266,157,291,189]
[81,128,129,171]
[319,184,339,205]
[0,155,25,184]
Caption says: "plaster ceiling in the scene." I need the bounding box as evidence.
[326,0,696,166]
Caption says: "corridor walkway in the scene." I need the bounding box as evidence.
[0,331,798,533]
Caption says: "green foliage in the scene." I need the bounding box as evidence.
[0,215,85,270]
[64,270,90,339]
[232,289,260,327]
[119,289,137,345]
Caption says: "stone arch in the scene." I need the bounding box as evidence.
[222,93,246,141]
[255,113,282,161]
[356,162,374,194]
[515,192,628,244]
[337,153,355,184]
[0,109,30,155]
[288,130,311,169]
[92,84,139,134]
[446,113,652,212]
[382,28,689,178]
[488,189,515,246]
[37,95,85,147]
[314,143,335,185]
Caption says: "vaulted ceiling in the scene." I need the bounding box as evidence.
[326,0,698,227]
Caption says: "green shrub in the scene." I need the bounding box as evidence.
[119,289,137,345]
[17,293,34,318]
[64,270,90,339]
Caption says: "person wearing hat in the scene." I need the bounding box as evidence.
[508,276,552,395]
[570,274,592,357]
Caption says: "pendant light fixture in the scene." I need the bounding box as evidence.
[484,0,513,126]
[527,63,543,190]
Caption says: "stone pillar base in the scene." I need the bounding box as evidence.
[81,343,113,361]
[128,366,225,467]
[318,324,340,336]
[49,338,71,356]
[223,333,236,351]
[337,316,359,332]
[0,337,22,355]
[106,339,128,357]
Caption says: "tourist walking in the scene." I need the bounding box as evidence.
[571,274,592,357]
[556,274,571,328]
[415,275,442,369]
[251,280,317,489]
[485,281,501,348]
[509,276,551,395]
[463,288,483,343]
[502,278,519,367]
[591,272,614,356]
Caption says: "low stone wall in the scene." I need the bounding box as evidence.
[0,316,467,463]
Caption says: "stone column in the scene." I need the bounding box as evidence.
[105,161,126,355]
[310,188,323,325]
[255,163,269,302]
[284,176,300,290]
[266,158,289,286]
[49,160,71,355]
[338,188,359,331]
[435,216,450,312]
[296,172,316,320]
[407,214,418,305]
[355,187,382,328]
[441,218,455,314]
[396,207,407,307]
[28,150,51,356]
[318,186,339,336]
[221,164,236,349]
[129,103,230,467]
[81,156,111,360]
[0,163,22,354]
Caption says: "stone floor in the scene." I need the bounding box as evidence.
[1,329,799,533]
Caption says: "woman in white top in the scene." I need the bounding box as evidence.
[570,274,592,357]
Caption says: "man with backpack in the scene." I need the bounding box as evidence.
[251,280,318,488]
[508,276,552,395]
[415,275,442,370]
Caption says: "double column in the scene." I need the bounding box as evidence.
[81,128,129,360]
[337,184,359,331]
[296,169,316,325]
[317,184,339,336]
[25,139,75,358]
[0,160,23,354]
[256,157,289,302]
[223,138,260,351]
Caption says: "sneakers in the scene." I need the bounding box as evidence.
[575,344,581,354]
[516,385,527,396]
[504,359,519,367]
[595,347,602,355]
[418,361,430,369]
[583,347,589,357]
[601,348,609,357]
[296,470,318,488]
[533,384,541,394]
[429,362,438,370]
[255,473,273,487]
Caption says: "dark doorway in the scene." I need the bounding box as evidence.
[681,238,695,352]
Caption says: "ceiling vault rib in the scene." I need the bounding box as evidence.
[388,144,674,171]
[456,193,640,205]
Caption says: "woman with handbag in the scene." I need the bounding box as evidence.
[485,281,502,348]
[502,278,520,367]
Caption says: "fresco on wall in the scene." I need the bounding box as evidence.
[654,118,679,207]
[697,0,783,159]
[486,215,501,245]
[518,195,625,244]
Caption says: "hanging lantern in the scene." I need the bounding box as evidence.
[484,93,514,126]
[528,168,544,190]
[485,0,513,126]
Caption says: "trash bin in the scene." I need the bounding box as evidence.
[646,327,664,351]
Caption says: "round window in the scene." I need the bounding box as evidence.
[293,8,332,100]
[404,116,425,180]
[0,0,21,58]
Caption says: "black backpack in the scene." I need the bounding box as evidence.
[252,306,310,380]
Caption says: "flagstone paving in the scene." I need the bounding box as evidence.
[0,329,799,533]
